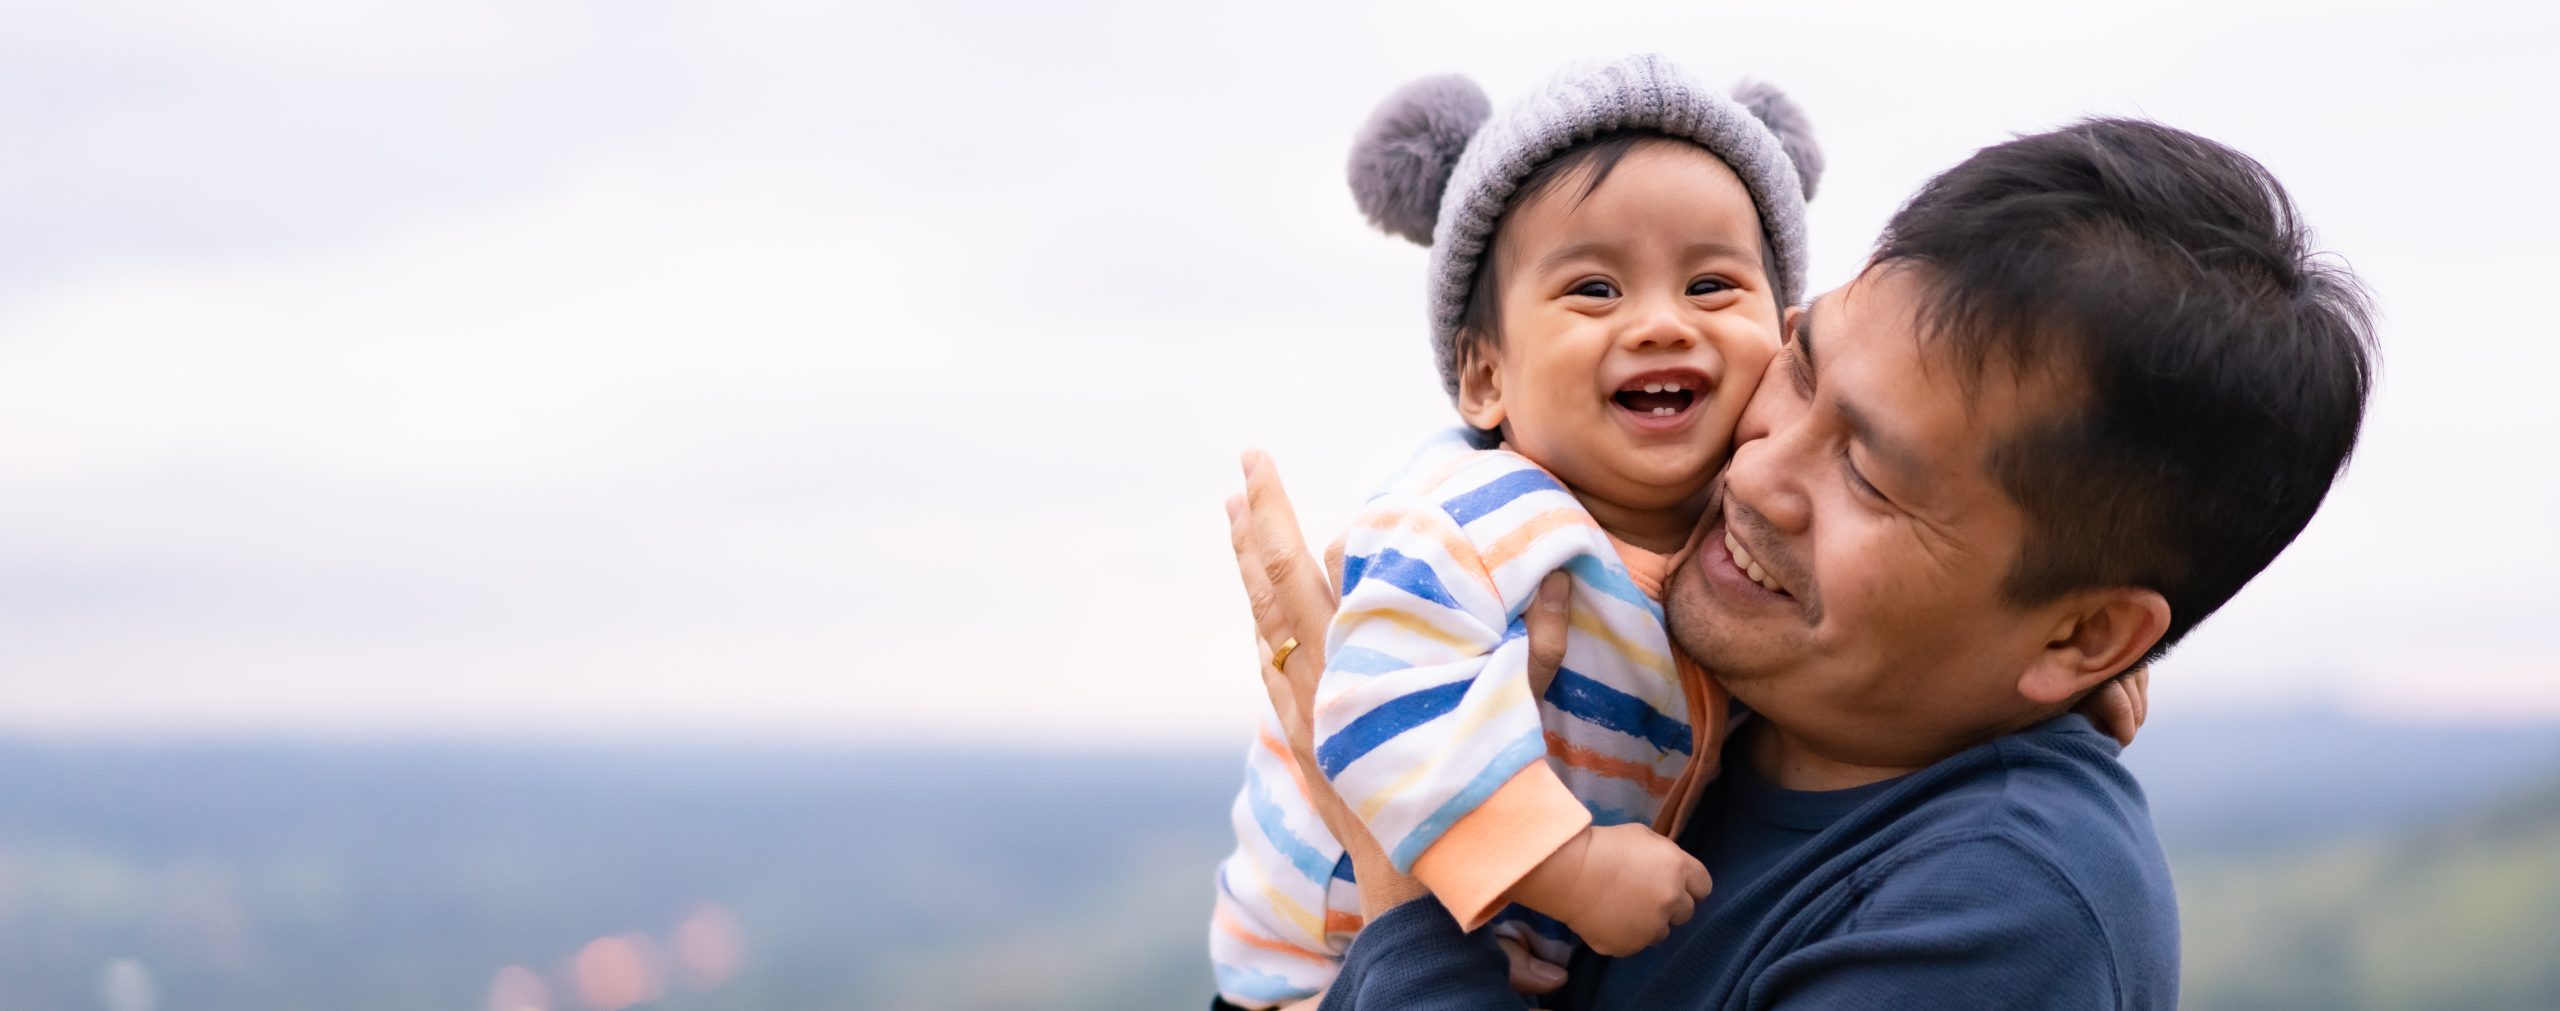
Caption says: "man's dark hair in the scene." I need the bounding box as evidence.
[1875,118,2375,662]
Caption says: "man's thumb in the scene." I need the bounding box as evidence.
[1525,572,1572,698]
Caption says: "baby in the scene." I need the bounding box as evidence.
[1210,55,1822,1007]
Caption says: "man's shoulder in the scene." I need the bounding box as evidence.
[1848,716,2180,997]
[1888,717,2170,884]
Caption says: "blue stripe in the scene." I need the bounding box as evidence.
[1547,667,1692,755]
[1345,547,1462,610]
[1245,765,1339,885]
[1389,729,1549,871]
[1587,805,1649,827]
[1441,468,1566,526]
[1214,964,1319,1004]
[1317,678,1469,777]
[1559,554,1665,623]
[1329,646,1410,675]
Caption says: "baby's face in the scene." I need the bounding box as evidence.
[1461,140,1785,516]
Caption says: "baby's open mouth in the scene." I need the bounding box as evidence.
[1613,380,1697,417]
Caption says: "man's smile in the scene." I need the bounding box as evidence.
[1722,528,1789,596]
[1696,501,1820,624]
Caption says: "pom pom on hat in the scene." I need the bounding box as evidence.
[1348,75,1492,246]
[1731,79,1824,201]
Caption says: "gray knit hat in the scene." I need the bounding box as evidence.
[1348,54,1824,397]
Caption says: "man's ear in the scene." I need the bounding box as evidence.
[2017,588,2171,706]
[1455,337,1507,431]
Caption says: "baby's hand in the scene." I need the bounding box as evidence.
[1553,823,1713,957]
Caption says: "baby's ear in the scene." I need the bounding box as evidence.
[1731,80,1824,202]
[1453,337,1507,431]
[1349,75,1492,246]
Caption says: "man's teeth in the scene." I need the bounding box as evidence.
[1723,531,1787,595]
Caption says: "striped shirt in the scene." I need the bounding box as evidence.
[1210,430,1726,1007]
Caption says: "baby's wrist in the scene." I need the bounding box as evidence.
[1506,824,1596,922]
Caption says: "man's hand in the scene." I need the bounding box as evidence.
[1226,451,1428,918]
[1227,453,1576,992]
[2076,665,2151,748]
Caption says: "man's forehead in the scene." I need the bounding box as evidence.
[1817,270,2078,428]
[1804,271,2077,495]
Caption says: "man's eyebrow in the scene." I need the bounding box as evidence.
[1836,396,1927,488]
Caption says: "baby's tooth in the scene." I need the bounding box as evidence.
[1645,382,1664,394]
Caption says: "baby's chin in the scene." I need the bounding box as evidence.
[1575,445,1727,507]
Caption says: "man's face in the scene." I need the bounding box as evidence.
[1667,267,2077,767]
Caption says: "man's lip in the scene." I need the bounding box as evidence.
[1703,509,1798,605]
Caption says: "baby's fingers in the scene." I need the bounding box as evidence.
[1684,857,1714,901]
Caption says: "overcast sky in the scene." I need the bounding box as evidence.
[3,0,2554,745]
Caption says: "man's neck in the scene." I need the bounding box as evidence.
[1747,719,1931,792]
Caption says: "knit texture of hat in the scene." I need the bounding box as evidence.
[1348,54,1824,397]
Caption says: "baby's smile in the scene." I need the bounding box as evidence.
[1608,366,1713,429]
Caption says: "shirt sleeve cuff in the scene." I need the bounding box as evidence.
[1409,760,1592,931]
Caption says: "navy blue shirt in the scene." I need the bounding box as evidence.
[1316,714,2180,1010]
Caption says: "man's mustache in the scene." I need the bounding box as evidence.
[1723,495,1819,621]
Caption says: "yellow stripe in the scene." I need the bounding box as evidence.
[1355,674,1531,822]
[1338,607,1480,653]
[1256,879,1327,941]
[1570,607,1669,675]
[1480,507,1602,572]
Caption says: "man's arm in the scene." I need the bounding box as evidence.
[1316,901,1532,1011]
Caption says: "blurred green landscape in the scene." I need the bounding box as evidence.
[4,711,2557,1010]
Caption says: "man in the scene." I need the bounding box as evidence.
[1223,118,2374,1008]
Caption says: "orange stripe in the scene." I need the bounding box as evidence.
[1258,728,1315,802]
[1414,450,1487,494]
[1349,508,1492,593]
[1326,910,1364,935]
[1480,508,1602,572]
[1544,731,1678,796]
[1215,908,1332,964]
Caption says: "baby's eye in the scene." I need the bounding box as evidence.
[1688,277,1734,297]
[1571,280,1619,299]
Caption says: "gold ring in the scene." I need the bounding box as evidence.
[1270,636,1298,672]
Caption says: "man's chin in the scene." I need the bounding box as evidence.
[1667,559,1797,693]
